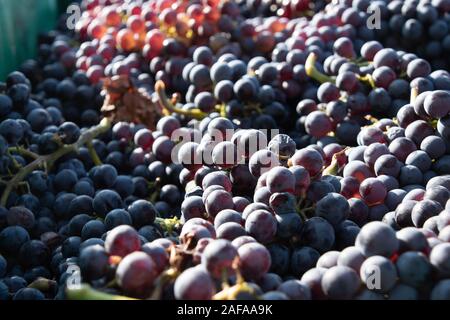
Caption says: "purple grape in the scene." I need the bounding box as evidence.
[238,242,271,280]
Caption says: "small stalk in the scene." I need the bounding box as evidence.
[86,141,103,166]
[155,80,208,120]
[305,53,335,84]
[8,146,39,160]
[66,284,135,300]
[357,74,376,89]
[410,86,419,104]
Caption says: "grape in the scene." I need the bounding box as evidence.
[302,217,335,253]
[238,242,271,280]
[201,239,238,279]
[359,178,387,206]
[290,148,324,178]
[216,222,246,241]
[396,251,432,288]
[181,196,206,222]
[305,111,333,138]
[388,284,419,300]
[267,134,296,159]
[261,291,289,300]
[396,227,429,253]
[389,137,417,163]
[78,244,109,281]
[344,160,374,183]
[321,266,360,300]
[6,206,35,231]
[12,288,45,300]
[356,221,398,258]
[291,247,321,277]
[420,136,446,159]
[405,120,434,145]
[249,150,280,178]
[316,251,340,269]
[429,243,450,277]
[232,236,256,249]
[333,37,356,59]
[277,280,311,300]
[315,193,350,227]
[205,189,234,218]
[411,200,443,227]
[430,280,450,300]
[245,209,277,244]
[377,175,399,192]
[395,200,418,228]
[202,171,232,192]
[276,212,303,239]
[266,166,295,194]
[104,225,141,257]
[364,143,389,168]
[407,58,431,79]
[174,265,215,300]
[81,220,105,241]
[0,226,30,255]
[424,90,450,118]
[360,255,397,293]
[405,151,432,173]
[116,252,158,298]
[296,99,317,116]
[92,190,123,218]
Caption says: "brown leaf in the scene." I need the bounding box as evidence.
[101,75,163,130]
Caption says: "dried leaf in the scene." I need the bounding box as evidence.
[101,75,163,130]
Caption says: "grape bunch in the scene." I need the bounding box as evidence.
[0,0,450,301]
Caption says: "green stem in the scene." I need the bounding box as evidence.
[86,141,103,166]
[410,86,419,104]
[66,284,135,300]
[155,80,208,120]
[305,53,335,84]
[357,74,376,89]
[8,146,39,160]
[0,118,112,207]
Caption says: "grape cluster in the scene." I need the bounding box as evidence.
[0,0,450,301]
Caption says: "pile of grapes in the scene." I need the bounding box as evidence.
[0,0,450,300]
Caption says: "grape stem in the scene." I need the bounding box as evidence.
[357,74,376,89]
[305,53,335,84]
[410,86,419,104]
[0,117,112,207]
[66,284,135,300]
[8,146,39,160]
[155,80,208,120]
[86,141,103,166]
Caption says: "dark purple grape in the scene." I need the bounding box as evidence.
[315,193,349,227]
[355,221,398,258]
[104,225,141,257]
[174,265,215,300]
[430,243,450,277]
[238,242,271,281]
[305,111,332,138]
[302,217,335,253]
[396,227,429,253]
[360,255,398,293]
[245,209,277,244]
[116,251,158,298]
[201,239,238,279]
[321,266,360,300]
[291,247,321,277]
[396,251,432,288]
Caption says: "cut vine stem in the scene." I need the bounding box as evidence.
[305,52,335,84]
[155,80,208,120]
[0,117,112,207]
